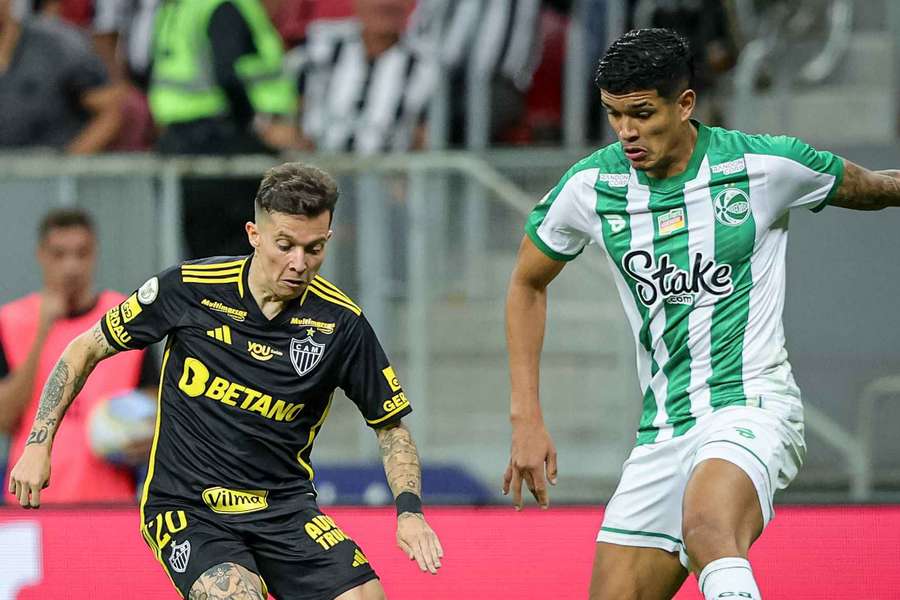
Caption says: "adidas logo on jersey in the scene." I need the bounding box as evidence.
[206,325,232,344]
[352,549,369,567]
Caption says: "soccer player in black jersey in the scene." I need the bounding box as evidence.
[10,162,444,599]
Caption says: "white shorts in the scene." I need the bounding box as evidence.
[596,401,806,567]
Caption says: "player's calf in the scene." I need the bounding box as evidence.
[188,562,265,600]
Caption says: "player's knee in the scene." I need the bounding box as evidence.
[682,513,741,562]
[188,562,265,599]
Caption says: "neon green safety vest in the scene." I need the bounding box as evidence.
[150,0,297,125]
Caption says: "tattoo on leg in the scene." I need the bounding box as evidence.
[189,563,264,600]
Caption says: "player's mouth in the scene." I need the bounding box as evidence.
[623,146,648,162]
[282,278,307,289]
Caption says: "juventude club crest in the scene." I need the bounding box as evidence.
[291,333,325,377]
[713,187,751,226]
[168,539,191,573]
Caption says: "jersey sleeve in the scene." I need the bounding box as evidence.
[336,314,412,428]
[756,135,845,213]
[524,165,598,261]
[100,266,185,351]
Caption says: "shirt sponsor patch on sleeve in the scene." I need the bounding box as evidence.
[382,366,402,392]
[137,276,159,305]
[120,293,143,323]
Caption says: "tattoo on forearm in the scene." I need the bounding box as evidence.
[26,427,49,445]
[34,361,71,423]
[835,162,900,210]
[27,323,114,446]
[377,424,422,497]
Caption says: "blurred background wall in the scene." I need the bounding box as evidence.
[0,0,898,506]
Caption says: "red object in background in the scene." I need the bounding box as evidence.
[309,0,354,20]
[58,0,93,28]
[1,506,899,598]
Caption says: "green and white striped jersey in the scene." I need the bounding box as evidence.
[526,122,844,445]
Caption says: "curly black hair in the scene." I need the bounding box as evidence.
[594,28,695,100]
[254,162,339,220]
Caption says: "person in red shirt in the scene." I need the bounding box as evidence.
[0,208,158,504]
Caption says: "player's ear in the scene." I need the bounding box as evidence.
[677,88,695,122]
[246,221,260,248]
[326,230,333,242]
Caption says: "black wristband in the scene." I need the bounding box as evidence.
[395,492,423,515]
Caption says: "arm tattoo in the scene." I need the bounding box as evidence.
[833,161,900,210]
[189,563,264,600]
[377,423,422,498]
[26,322,118,446]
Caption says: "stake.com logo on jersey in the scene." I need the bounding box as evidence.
[622,250,733,307]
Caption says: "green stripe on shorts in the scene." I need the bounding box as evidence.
[600,526,683,546]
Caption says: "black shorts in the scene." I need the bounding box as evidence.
[141,495,378,599]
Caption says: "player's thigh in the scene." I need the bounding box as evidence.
[590,542,688,600]
[249,499,379,600]
[334,579,386,600]
[142,505,263,598]
[189,562,266,599]
[682,404,804,566]
[682,458,763,561]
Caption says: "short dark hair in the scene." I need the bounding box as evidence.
[594,28,694,100]
[38,208,95,241]
[254,162,339,219]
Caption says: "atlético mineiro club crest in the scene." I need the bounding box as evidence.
[291,335,325,377]
[168,539,191,573]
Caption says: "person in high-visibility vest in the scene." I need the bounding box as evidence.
[150,0,302,260]
[150,0,300,154]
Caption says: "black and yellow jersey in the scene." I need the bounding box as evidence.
[100,255,411,512]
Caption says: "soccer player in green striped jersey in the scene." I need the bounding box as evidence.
[503,28,900,600]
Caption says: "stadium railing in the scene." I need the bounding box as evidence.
[1,149,898,502]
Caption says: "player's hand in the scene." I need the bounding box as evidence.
[8,445,52,508]
[503,419,558,510]
[38,291,66,329]
[396,512,443,574]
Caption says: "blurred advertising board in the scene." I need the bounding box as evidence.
[1,506,898,598]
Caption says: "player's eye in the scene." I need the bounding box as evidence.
[276,242,292,252]
[637,111,653,119]
[308,244,324,255]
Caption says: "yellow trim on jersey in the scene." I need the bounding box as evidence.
[296,393,333,479]
[366,402,410,425]
[140,344,170,524]
[237,257,248,298]
[307,285,361,316]
[181,260,247,292]
[104,311,129,350]
[308,281,361,316]
[182,276,242,285]
[180,259,245,270]
[181,266,243,276]
[313,275,359,308]
[139,525,182,597]
[138,343,182,597]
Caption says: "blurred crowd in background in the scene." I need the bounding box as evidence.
[0,0,742,156]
